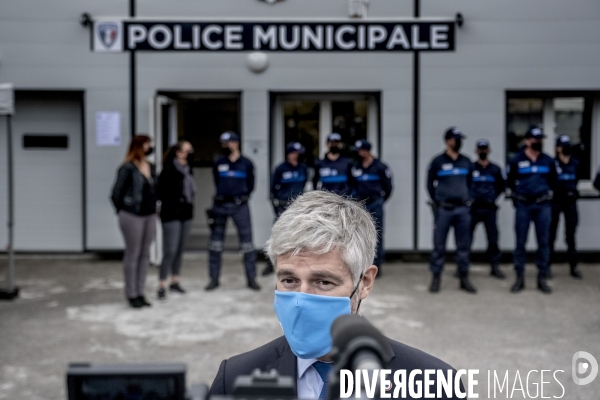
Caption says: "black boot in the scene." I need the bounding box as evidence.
[261,262,275,276]
[490,265,505,279]
[570,264,582,279]
[247,279,261,291]
[511,274,525,293]
[205,279,220,291]
[429,273,441,293]
[537,272,552,294]
[137,295,152,307]
[546,269,553,280]
[459,271,477,294]
[128,297,143,308]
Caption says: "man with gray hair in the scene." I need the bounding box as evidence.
[209,191,460,399]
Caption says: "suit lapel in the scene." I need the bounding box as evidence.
[265,337,298,395]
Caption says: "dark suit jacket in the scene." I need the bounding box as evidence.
[209,336,462,399]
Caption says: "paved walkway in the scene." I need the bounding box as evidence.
[0,255,599,399]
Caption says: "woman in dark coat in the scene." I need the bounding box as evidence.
[111,135,157,308]
[157,140,196,300]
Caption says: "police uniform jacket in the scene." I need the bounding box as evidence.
[554,157,580,201]
[471,161,505,207]
[351,159,393,203]
[212,155,255,198]
[427,153,473,205]
[313,156,353,196]
[271,161,308,201]
[507,150,557,200]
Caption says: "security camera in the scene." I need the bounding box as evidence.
[455,13,464,28]
[79,12,93,28]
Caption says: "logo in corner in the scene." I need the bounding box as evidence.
[98,22,119,49]
[572,351,598,386]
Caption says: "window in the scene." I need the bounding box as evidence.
[506,93,594,180]
[283,101,320,167]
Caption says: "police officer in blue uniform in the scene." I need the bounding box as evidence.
[351,140,392,276]
[507,127,557,294]
[549,135,582,279]
[261,142,308,276]
[313,133,353,196]
[470,139,506,279]
[427,127,477,294]
[270,142,308,217]
[206,132,260,291]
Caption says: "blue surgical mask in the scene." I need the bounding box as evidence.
[273,279,361,359]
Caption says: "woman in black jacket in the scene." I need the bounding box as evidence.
[157,140,196,300]
[111,135,157,308]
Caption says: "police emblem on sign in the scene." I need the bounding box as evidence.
[98,22,119,48]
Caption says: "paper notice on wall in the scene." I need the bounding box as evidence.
[96,111,121,146]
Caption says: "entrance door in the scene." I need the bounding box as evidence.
[12,91,83,251]
[152,92,241,251]
[272,94,380,187]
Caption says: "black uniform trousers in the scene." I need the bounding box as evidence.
[430,204,471,274]
[513,200,551,275]
[549,199,578,268]
[208,201,256,280]
[470,205,501,268]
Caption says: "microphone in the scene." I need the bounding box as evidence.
[327,314,393,400]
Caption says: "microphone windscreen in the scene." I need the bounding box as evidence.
[330,314,392,362]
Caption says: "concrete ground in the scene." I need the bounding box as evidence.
[0,254,599,399]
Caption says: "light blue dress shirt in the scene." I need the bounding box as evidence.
[297,358,323,399]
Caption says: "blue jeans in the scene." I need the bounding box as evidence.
[429,205,471,274]
[366,198,385,268]
[513,200,551,275]
[208,201,256,280]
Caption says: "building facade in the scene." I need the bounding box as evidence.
[1,0,600,254]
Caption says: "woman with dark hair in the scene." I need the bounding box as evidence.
[110,135,157,308]
[156,140,196,300]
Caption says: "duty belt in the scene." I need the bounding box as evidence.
[513,192,552,204]
[472,200,498,209]
[214,195,249,205]
[438,200,471,209]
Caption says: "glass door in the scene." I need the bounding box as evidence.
[272,94,380,188]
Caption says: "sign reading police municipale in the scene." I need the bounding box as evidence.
[92,20,455,52]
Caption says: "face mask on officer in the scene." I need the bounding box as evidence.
[560,144,572,156]
[329,145,341,155]
[478,152,488,161]
[453,138,462,152]
[530,141,543,152]
[221,145,232,157]
[273,275,363,359]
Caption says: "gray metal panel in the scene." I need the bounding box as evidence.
[11,92,83,251]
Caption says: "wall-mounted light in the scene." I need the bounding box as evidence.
[79,12,93,28]
[455,13,464,28]
[247,52,269,74]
